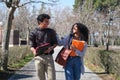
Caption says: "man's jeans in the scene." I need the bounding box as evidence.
[34,55,55,80]
[65,56,82,80]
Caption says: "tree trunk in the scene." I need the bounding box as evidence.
[26,24,30,45]
[106,19,111,51]
[1,7,16,70]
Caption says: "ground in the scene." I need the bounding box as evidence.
[0,69,15,80]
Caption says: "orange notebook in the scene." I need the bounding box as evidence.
[70,39,85,56]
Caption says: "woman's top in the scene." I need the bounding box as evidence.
[57,35,87,74]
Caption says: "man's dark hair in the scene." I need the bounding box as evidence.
[37,14,50,24]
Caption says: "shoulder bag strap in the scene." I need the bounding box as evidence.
[67,34,72,49]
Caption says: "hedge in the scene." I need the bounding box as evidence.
[85,47,120,79]
[0,46,33,68]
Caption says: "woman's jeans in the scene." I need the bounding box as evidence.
[64,56,81,80]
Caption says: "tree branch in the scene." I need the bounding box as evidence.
[18,0,56,7]
[0,0,4,2]
[0,0,6,3]
[48,0,59,3]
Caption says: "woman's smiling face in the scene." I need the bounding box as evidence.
[72,24,80,35]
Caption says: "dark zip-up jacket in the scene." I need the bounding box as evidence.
[29,27,58,54]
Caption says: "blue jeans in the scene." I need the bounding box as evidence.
[64,56,81,80]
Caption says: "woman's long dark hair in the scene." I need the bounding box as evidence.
[71,23,89,42]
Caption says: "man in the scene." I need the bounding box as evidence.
[29,14,57,80]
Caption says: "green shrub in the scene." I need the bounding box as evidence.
[0,46,33,68]
[85,47,120,79]
[8,46,33,66]
[93,42,99,47]
[85,47,102,67]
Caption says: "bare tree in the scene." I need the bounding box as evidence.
[73,0,120,49]
[51,7,77,37]
[0,0,58,70]
[13,6,31,46]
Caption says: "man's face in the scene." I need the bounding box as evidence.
[39,18,50,28]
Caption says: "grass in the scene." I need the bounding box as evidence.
[9,54,33,69]
[0,70,14,80]
[0,53,33,79]
[85,60,116,80]
[0,45,34,79]
[84,47,120,80]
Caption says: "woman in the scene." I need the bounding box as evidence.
[58,23,89,80]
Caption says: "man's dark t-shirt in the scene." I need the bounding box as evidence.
[29,27,58,55]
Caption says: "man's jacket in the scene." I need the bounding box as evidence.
[29,27,58,54]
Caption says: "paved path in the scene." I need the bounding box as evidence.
[9,47,102,80]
